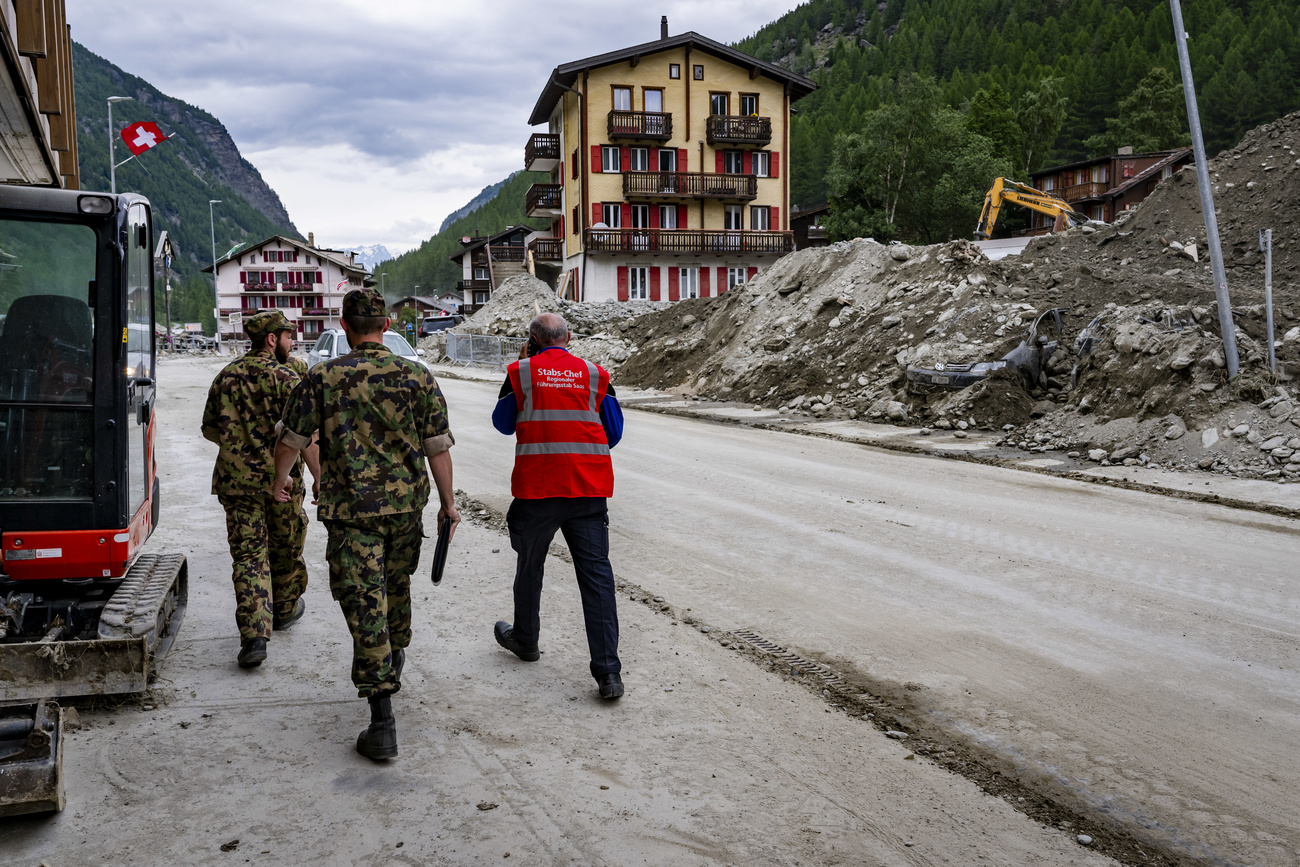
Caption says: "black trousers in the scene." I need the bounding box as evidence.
[507,496,621,678]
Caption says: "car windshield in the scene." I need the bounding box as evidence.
[383,332,415,356]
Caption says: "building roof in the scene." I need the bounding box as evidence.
[1106,148,1193,198]
[449,225,535,264]
[202,234,370,277]
[1030,149,1188,179]
[529,30,818,126]
[390,295,446,309]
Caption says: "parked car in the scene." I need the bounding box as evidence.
[419,314,464,338]
[308,328,431,372]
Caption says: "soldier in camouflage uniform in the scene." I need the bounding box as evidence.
[202,310,320,669]
[273,288,459,761]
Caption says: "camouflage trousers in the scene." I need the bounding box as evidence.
[324,511,424,698]
[220,489,309,642]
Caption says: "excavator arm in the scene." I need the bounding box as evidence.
[975,177,1087,240]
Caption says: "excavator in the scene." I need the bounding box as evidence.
[974,177,1088,240]
[0,3,187,817]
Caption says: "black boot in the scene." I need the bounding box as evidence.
[356,694,397,760]
[237,637,267,668]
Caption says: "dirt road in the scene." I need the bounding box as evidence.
[438,373,1300,867]
[0,356,1117,867]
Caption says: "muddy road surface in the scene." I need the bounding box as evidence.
[441,374,1300,867]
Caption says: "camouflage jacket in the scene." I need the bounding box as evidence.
[280,341,453,522]
[201,350,306,497]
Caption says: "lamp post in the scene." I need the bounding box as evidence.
[107,96,132,194]
[381,271,387,296]
[209,199,223,351]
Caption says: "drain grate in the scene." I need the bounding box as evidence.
[732,629,845,687]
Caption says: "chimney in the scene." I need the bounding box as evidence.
[1117,146,1134,156]
[661,16,668,40]
[308,231,315,247]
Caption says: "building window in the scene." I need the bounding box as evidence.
[724,205,743,231]
[669,63,680,79]
[723,151,744,174]
[1042,176,1056,192]
[275,271,288,284]
[1091,204,1105,221]
[1161,165,1174,180]
[1091,165,1108,184]
[628,266,649,300]
[601,145,621,173]
[658,149,677,172]
[680,267,699,299]
[602,203,622,227]
[751,206,771,231]
[694,65,704,80]
[728,268,748,290]
[710,92,729,116]
[612,87,632,111]
[644,89,663,114]
[474,267,489,280]
[659,205,678,229]
[629,204,650,229]
[740,94,758,115]
[629,147,649,172]
[753,152,771,177]
[474,291,490,304]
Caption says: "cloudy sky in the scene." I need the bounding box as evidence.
[68,1,799,255]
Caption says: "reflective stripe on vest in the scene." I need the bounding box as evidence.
[517,441,611,456]
[515,409,602,423]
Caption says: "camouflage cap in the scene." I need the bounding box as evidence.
[244,310,296,341]
[342,288,387,318]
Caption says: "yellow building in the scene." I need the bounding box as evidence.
[523,19,815,303]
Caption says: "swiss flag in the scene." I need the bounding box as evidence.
[120,121,168,156]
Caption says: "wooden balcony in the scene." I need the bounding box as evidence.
[525,133,560,172]
[706,115,772,147]
[623,171,757,201]
[489,246,526,263]
[525,183,563,217]
[455,279,492,293]
[529,237,563,262]
[583,229,793,255]
[607,110,672,141]
[1061,181,1107,202]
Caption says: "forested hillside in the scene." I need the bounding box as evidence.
[72,43,299,329]
[735,0,1300,209]
[376,171,547,297]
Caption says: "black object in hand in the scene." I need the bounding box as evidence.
[430,516,452,585]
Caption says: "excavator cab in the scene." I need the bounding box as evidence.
[0,186,187,815]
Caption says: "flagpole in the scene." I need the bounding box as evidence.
[107,96,132,194]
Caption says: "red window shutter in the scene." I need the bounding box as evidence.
[620,146,630,173]
[772,206,780,230]
[617,266,629,301]
[678,147,688,171]
[293,251,299,262]
[316,271,322,282]
[771,151,780,178]
[748,266,758,281]
[593,203,602,226]
[716,151,725,173]
[621,203,631,229]
[650,267,661,301]
[239,271,246,283]
[591,145,602,172]
[699,267,711,298]
[677,204,688,229]
[743,152,753,174]
[572,268,580,301]
[558,160,564,180]
[668,267,680,301]
[573,206,579,231]
[717,266,728,292]
[559,215,565,237]
[649,206,660,229]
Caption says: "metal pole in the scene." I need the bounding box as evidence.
[1170,0,1239,378]
[164,253,172,353]
[209,199,222,352]
[107,96,132,194]
[1262,229,1276,373]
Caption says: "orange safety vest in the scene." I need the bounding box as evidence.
[507,351,614,499]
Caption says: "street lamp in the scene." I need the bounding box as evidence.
[381,271,387,295]
[209,199,222,351]
[107,96,133,194]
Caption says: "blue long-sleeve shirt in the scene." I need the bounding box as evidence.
[492,347,623,447]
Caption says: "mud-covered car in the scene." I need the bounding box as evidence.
[906,308,1082,392]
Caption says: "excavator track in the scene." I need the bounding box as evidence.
[0,553,188,704]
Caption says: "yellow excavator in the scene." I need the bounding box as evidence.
[974,177,1087,240]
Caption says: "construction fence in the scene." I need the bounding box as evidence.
[443,334,528,368]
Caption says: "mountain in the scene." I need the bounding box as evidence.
[733,0,1300,208]
[346,245,393,271]
[376,171,549,297]
[438,175,513,233]
[72,42,299,327]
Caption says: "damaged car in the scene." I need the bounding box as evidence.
[906,308,1087,392]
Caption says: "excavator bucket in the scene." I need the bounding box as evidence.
[0,700,64,816]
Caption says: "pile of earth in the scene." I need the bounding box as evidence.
[609,110,1300,481]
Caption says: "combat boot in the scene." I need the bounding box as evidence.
[356,694,397,761]
[237,637,267,668]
